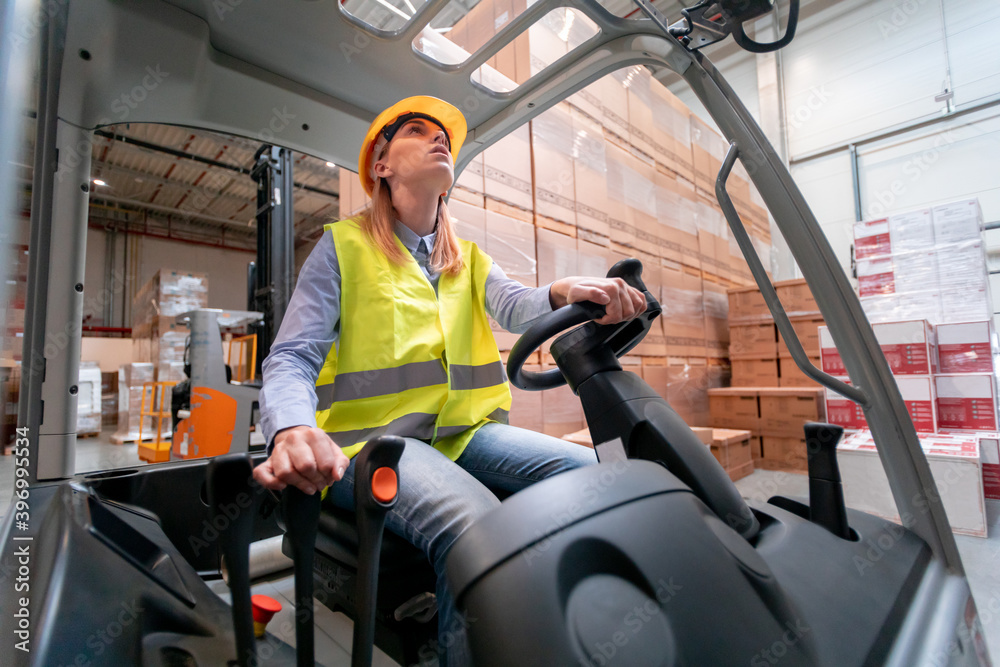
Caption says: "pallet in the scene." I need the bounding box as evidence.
[109,432,155,445]
[754,457,807,474]
[485,197,533,225]
[726,460,755,482]
[76,431,101,439]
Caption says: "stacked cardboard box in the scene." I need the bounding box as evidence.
[131,269,206,372]
[76,362,103,436]
[838,430,987,537]
[111,362,154,444]
[856,199,989,325]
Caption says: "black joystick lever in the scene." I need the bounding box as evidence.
[206,454,257,667]
[283,484,322,667]
[805,422,852,540]
[352,436,406,667]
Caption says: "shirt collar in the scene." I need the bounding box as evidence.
[394,219,437,254]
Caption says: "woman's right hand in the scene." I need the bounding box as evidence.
[253,425,350,495]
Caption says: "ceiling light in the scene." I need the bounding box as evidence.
[326,161,336,168]
[92,179,107,186]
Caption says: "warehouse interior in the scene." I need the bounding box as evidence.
[1,0,1000,664]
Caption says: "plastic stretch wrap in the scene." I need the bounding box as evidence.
[77,362,103,435]
[532,105,576,223]
[652,87,691,155]
[888,209,934,252]
[666,359,710,426]
[528,8,570,77]
[703,289,728,321]
[663,286,705,327]
[485,212,537,286]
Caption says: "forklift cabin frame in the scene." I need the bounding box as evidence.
[6,0,983,663]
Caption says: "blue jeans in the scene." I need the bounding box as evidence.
[327,422,597,666]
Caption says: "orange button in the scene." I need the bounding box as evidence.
[371,467,398,503]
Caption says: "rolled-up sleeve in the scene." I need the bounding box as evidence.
[484,263,554,333]
[259,232,341,450]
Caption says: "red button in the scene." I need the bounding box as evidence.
[372,467,398,503]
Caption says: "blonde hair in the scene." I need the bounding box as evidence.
[359,159,464,276]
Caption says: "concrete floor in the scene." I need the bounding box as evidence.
[2,425,1000,664]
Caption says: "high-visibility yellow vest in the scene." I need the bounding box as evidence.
[315,218,512,460]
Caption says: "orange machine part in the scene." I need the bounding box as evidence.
[173,387,239,459]
[371,467,398,503]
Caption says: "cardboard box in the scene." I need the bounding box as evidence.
[825,386,867,431]
[932,199,983,244]
[668,357,709,425]
[854,218,891,259]
[661,260,705,356]
[509,364,544,432]
[708,388,759,431]
[690,115,726,194]
[978,433,1000,500]
[774,279,818,317]
[888,209,934,252]
[709,428,753,471]
[758,387,825,437]
[778,357,822,387]
[819,327,844,376]
[731,358,778,387]
[627,66,655,158]
[598,71,630,144]
[727,285,770,322]
[449,199,487,247]
[937,321,995,373]
[486,209,536,287]
[531,104,577,227]
[730,321,777,358]
[897,375,937,433]
[484,122,533,211]
[936,374,999,432]
[703,276,729,359]
[650,83,694,181]
[455,153,486,199]
[778,316,826,358]
[541,363,584,437]
[759,436,808,472]
[838,430,986,537]
[857,256,896,297]
[605,143,637,249]
[871,320,937,375]
[571,107,609,239]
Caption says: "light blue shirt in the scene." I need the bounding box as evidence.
[258,220,554,448]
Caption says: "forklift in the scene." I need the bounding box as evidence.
[0,0,990,665]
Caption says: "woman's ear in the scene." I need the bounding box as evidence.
[373,158,392,180]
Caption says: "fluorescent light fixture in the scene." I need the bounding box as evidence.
[326,161,336,168]
[373,0,410,21]
[92,179,107,186]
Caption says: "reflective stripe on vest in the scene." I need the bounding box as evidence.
[315,218,512,460]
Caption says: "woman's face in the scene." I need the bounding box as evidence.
[374,118,454,195]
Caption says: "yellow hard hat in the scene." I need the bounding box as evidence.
[358,96,468,196]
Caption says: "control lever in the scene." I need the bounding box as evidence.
[206,454,257,667]
[805,422,852,540]
[352,436,406,667]
[282,485,322,667]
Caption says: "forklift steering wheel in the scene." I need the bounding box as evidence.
[506,300,607,391]
[507,259,657,392]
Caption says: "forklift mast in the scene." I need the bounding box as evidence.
[248,146,296,378]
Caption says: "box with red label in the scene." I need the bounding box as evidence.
[854,218,891,259]
[935,374,999,432]
[895,375,937,433]
[856,256,895,297]
[937,321,995,374]
[976,433,1000,501]
[825,386,866,430]
[872,320,937,375]
[837,430,985,536]
[819,326,845,376]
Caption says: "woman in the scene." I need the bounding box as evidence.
[253,96,646,665]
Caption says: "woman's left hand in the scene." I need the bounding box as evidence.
[550,276,647,325]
